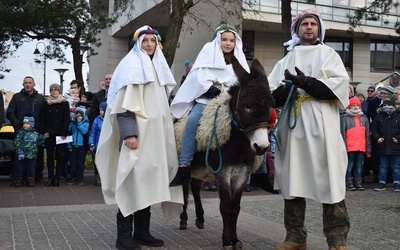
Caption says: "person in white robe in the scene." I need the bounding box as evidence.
[268,8,350,250]
[95,25,183,250]
[169,24,250,186]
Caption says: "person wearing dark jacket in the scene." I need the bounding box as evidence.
[42,84,71,187]
[89,74,112,124]
[371,95,400,192]
[0,91,4,128]
[6,76,46,182]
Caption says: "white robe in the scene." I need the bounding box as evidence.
[268,44,349,204]
[96,69,183,218]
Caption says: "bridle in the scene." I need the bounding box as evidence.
[229,87,271,134]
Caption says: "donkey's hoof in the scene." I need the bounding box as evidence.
[195,219,204,229]
[223,246,233,250]
[179,223,187,230]
[232,241,243,250]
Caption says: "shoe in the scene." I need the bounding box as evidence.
[354,177,364,191]
[78,182,84,186]
[202,181,210,191]
[169,165,191,187]
[209,181,217,191]
[94,174,101,186]
[244,184,252,192]
[67,177,77,185]
[13,177,22,188]
[27,177,35,187]
[53,179,60,187]
[346,178,356,191]
[275,241,307,250]
[45,178,54,187]
[393,182,400,192]
[374,182,386,191]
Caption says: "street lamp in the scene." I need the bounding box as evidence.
[33,42,48,95]
[53,68,69,95]
[350,82,361,94]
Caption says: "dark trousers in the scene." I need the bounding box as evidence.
[35,146,44,179]
[284,197,350,247]
[69,146,86,182]
[16,159,36,179]
[45,136,67,180]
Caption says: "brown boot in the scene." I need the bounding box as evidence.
[27,177,35,187]
[275,241,307,250]
[329,246,347,250]
[13,177,22,187]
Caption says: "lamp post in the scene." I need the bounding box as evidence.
[33,42,48,95]
[350,82,361,94]
[53,68,69,95]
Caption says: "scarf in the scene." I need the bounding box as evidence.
[46,94,66,105]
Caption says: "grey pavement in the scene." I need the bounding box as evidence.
[0,173,399,250]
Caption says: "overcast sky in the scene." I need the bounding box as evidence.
[0,41,89,94]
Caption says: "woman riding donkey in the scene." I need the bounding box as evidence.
[169,24,250,186]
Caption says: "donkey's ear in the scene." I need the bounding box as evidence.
[231,55,248,83]
[251,59,267,79]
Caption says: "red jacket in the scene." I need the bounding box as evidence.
[340,114,371,156]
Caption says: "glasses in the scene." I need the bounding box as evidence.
[367,90,374,93]
[105,78,111,80]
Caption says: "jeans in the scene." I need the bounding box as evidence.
[16,159,36,178]
[179,103,205,166]
[69,146,87,182]
[247,153,268,185]
[346,152,364,178]
[378,155,400,183]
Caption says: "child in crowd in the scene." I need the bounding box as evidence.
[66,107,89,186]
[371,95,400,192]
[66,88,80,113]
[340,97,371,191]
[88,102,107,186]
[13,116,48,187]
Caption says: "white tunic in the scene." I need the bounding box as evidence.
[96,68,183,218]
[268,44,349,204]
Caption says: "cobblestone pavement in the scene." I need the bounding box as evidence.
[0,173,399,250]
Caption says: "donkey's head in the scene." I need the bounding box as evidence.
[228,55,275,155]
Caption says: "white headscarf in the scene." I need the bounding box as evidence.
[284,8,326,51]
[107,25,176,108]
[170,25,249,119]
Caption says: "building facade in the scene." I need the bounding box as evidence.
[88,0,400,94]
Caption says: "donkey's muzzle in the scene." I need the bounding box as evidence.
[253,143,269,155]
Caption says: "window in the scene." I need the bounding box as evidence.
[370,41,400,71]
[242,31,255,61]
[325,38,352,70]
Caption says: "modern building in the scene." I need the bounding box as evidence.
[88,0,400,94]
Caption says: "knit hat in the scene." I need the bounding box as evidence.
[380,85,394,95]
[99,102,107,111]
[23,116,35,129]
[74,107,85,116]
[82,91,94,101]
[49,83,61,93]
[382,95,396,106]
[348,97,361,109]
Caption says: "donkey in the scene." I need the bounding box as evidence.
[174,55,275,249]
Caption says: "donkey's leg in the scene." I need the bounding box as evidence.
[217,177,234,247]
[179,182,190,230]
[229,172,248,249]
[191,178,205,229]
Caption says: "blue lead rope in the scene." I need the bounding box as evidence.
[272,80,297,151]
[205,104,223,174]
